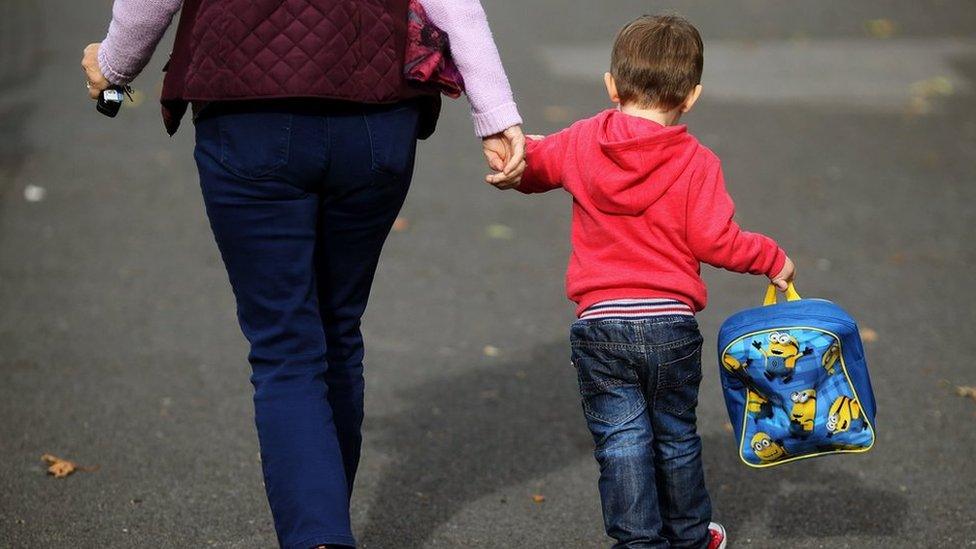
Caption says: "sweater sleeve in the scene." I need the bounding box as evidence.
[98,0,183,85]
[418,0,522,137]
[517,128,574,194]
[686,159,786,278]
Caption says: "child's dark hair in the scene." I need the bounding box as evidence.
[610,14,704,110]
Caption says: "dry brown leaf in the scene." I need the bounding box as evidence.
[392,217,409,232]
[860,328,879,343]
[41,454,98,478]
[531,494,546,503]
[956,386,976,402]
[723,422,733,433]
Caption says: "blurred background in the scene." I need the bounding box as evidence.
[1,1,974,547]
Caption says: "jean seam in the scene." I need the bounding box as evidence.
[584,398,647,427]
[571,341,643,351]
[362,112,377,173]
[653,343,703,415]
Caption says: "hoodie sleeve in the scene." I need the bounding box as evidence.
[99,0,183,85]
[686,159,786,278]
[418,0,522,137]
[517,127,574,194]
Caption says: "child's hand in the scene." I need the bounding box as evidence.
[770,256,795,291]
[483,125,526,190]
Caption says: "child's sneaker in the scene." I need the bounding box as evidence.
[708,522,727,549]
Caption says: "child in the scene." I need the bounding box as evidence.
[505,14,794,549]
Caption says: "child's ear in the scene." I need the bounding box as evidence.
[604,72,620,105]
[681,84,703,113]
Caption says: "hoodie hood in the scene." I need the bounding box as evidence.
[585,109,699,215]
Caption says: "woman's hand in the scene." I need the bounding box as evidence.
[483,125,526,190]
[82,43,110,100]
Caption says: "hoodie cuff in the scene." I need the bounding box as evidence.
[98,41,134,86]
[766,247,788,279]
[472,101,522,138]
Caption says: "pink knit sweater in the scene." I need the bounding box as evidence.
[98,0,521,136]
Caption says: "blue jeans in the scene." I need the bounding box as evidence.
[194,99,421,549]
[570,316,712,549]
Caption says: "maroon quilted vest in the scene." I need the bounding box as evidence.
[160,0,438,135]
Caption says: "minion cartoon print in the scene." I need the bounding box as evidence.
[788,389,817,437]
[721,322,875,466]
[826,395,866,437]
[750,432,787,463]
[752,332,813,383]
[821,342,841,376]
[746,389,774,422]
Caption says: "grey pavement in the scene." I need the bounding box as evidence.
[2,1,975,547]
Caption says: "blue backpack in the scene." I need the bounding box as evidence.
[717,283,876,467]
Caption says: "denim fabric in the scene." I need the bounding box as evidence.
[194,99,421,549]
[570,316,711,549]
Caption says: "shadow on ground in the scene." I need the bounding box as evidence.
[704,438,910,539]
[362,341,909,546]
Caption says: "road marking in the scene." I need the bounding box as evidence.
[538,38,975,110]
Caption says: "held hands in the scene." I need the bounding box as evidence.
[82,43,110,100]
[482,125,526,190]
[770,256,796,292]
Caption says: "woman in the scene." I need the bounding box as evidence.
[82,1,524,547]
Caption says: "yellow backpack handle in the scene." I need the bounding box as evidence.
[763,282,802,306]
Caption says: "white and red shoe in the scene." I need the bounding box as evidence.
[707,522,727,549]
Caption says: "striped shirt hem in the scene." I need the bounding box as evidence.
[579,298,694,320]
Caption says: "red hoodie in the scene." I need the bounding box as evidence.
[519,109,785,315]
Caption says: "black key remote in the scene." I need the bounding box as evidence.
[96,85,131,118]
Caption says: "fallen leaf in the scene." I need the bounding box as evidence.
[392,217,410,232]
[41,454,98,478]
[956,386,976,402]
[865,18,896,39]
[485,224,514,240]
[23,185,46,203]
[483,345,500,357]
[723,422,733,433]
[860,328,879,343]
[531,494,546,503]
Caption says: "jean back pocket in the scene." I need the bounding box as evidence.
[573,352,646,426]
[363,103,420,179]
[217,111,293,180]
[654,339,704,415]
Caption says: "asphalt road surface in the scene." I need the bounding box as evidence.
[2,1,975,547]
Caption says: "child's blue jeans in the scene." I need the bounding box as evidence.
[570,316,712,549]
[193,99,421,548]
